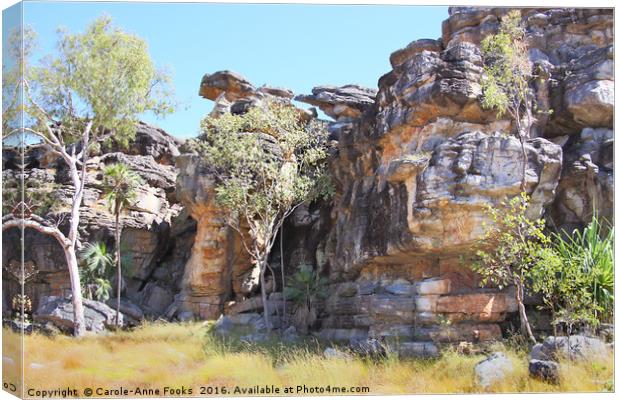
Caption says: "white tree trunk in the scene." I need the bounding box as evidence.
[2,215,86,336]
[65,246,86,336]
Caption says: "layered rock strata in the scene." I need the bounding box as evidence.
[293,7,613,344]
[2,123,193,320]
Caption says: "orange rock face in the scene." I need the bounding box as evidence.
[176,155,253,319]
[436,293,518,314]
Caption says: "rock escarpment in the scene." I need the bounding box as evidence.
[2,122,194,322]
[4,8,613,344]
[179,7,613,344]
[296,7,612,344]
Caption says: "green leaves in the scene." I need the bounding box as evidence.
[102,163,144,214]
[480,10,531,123]
[11,15,175,146]
[79,242,113,301]
[547,214,614,324]
[284,264,328,307]
[192,101,334,253]
[472,193,614,332]
[471,193,546,288]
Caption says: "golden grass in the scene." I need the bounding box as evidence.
[2,322,614,397]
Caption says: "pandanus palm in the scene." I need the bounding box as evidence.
[102,163,143,327]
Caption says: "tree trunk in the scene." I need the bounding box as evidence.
[280,224,286,327]
[519,136,527,193]
[515,281,536,343]
[65,246,86,336]
[514,115,528,194]
[259,258,271,330]
[115,209,122,327]
[67,163,87,337]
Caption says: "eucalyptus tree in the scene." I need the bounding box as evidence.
[1,17,174,336]
[194,103,333,329]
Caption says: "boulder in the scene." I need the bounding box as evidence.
[323,347,353,360]
[565,80,613,127]
[199,70,256,101]
[537,335,609,362]
[529,359,560,384]
[475,352,515,389]
[35,296,124,334]
[295,85,377,121]
[212,313,269,338]
[106,298,144,323]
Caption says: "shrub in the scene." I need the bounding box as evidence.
[284,263,328,333]
[79,242,113,302]
[540,214,614,327]
[470,193,547,342]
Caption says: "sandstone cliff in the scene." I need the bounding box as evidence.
[2,122,194,322]
[3,7,613,345]
[177,7,613,345]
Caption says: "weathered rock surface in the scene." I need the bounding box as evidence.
[398,341,439,358]
[550,127,613,233]
[34,296,124,333]
[303,7,612,344]
[533,335,609,362]
[2,122,194,322]
[5,7,613,349]
[175,154,252,319]
[475,352,515,389]
[167,8,614,347]
[104,121,183,165]
[198,70,305,119]
[529,359,560,384]
[295,85,377,121]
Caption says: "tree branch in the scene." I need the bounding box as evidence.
[2,214,71,249]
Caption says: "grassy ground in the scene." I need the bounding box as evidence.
[2,322,614,396]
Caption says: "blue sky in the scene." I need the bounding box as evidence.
[8,1,447,139]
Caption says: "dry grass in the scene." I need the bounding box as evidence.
[2,322,614,397]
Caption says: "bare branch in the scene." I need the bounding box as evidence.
[2,214,71,249]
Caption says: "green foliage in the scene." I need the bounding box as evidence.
[473,195,614,334]
[192,101,334,328]
[5,16,174,146]
[480,10,531,122]
[284,263,328,332]
[284,264,328,308]
[79,242,113,301]
[471,193,548,290]
[529,244,598,331]
[197,103,333,217]
[102,163,144,215]
[193,101,334,256]
[537,215,614,326]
